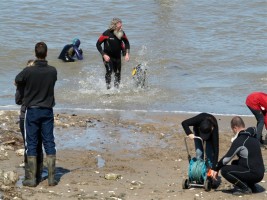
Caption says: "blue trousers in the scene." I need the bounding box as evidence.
[194,138,213,165]
[25,107,56,156]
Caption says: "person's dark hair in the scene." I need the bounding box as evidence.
[231,116,245,129]
[35,42,47,59]
[199,119,213,133]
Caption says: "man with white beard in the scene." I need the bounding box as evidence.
[96,18,130,89]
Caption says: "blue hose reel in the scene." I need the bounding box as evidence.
[182,136,212,191]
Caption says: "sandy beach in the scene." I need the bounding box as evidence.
[0,110,266,200]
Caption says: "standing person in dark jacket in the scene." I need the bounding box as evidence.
[213,116,264,196]
[58,38,83,62]
[15,42,58,187]
[96,18,130,89]
[181,113,219,176]
[15,59,44,184]
[246,92,267,145]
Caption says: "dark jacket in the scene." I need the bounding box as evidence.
[96,29,130,58]
[15,60,57,108]
[181,113,219,169]
[215,128,265,179]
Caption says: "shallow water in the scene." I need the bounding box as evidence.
[55,118,167,152]
[0,0,266,115]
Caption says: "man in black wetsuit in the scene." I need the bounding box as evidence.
[96,18,130,89]
[213,116,265,196]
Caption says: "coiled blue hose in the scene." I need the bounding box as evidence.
[188,158,207,183]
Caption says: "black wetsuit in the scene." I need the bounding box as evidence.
[181,113,219,170]
[96,29,130,88]
[215,128,265,190]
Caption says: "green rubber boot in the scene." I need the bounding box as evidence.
[47,155,58,186]
[22,156,37,187]
[24,157,30,181]
[36,153,43,184]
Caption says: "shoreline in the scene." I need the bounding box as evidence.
[0,110,266,200]
[0,105,254,117]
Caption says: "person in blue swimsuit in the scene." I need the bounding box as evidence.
[58,38,83,62]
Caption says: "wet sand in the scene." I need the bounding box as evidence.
[0,110,266,200]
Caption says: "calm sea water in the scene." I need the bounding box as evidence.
[0,0,266,116]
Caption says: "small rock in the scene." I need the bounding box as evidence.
[16,149,24,156]
[104,173,122,180]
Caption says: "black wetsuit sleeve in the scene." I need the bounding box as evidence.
[96,30,109,56]
[211,124,219,170]
[121,32,130,53]
[215,140,239,171]
[181,113,209,135]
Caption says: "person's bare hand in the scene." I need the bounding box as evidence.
[103,54,110,62]
[212,170,218,180]
[188,134,194,140]
[125,53,130,62]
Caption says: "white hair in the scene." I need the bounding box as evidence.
[109,18,122,30]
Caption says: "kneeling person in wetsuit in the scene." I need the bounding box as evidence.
[58,38,83,62]
[212,116,265,196]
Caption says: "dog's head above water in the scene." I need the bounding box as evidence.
[132,64,147,88]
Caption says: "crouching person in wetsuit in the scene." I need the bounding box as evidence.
[181,112,219,184]
[15,42,58,187]
[212,116,265,196]
[58,38,83,62]
[96,18,130,89]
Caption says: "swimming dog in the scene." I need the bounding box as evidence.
[132,64,147,88]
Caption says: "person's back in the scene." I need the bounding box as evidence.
[246,92,267,110]
[234,131,264,176]
[58,44,73,61]
[22,61,56,108]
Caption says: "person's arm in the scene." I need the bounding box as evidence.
[15,85,24,105]
[212,141,240,180]
[211,125,219,170]
[121,32,130,61]
[73,47,83,60]
[15,68,26,85]
[96,31,111,62]
[215,140,240,171]
[96,32,109,56]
